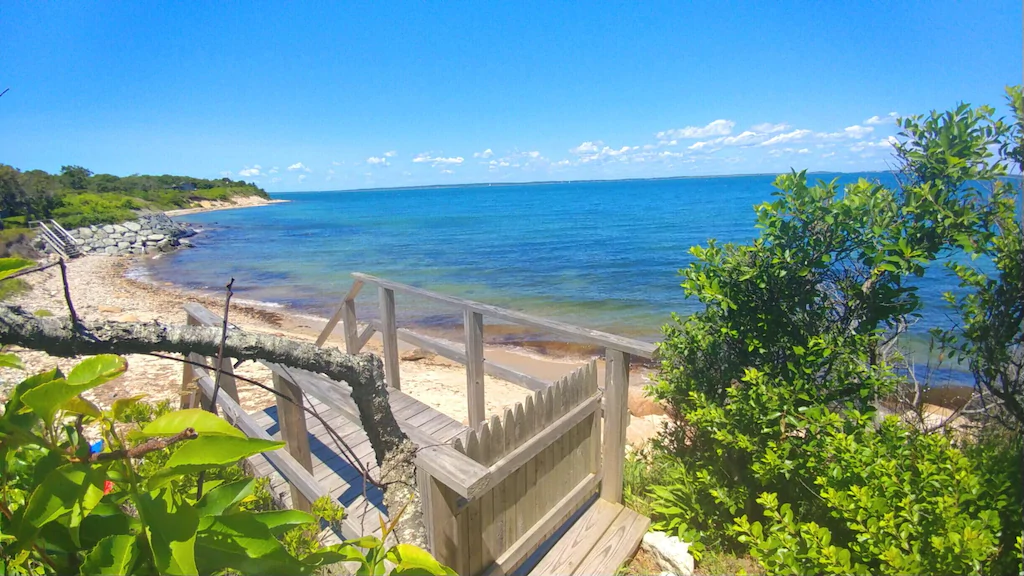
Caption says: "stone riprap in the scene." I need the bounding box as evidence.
[40,214,198,257]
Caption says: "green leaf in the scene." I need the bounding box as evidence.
[195,512,310,575]
[67,355,127,388]
[135,408,245,440]
[148,436,283,489]
[62,396,101,419]
[195,478,255,517]
[21,356,126,424]
[111,394,147,420]
[303,544,368,567]
[386,543,456,575]
[0,352,24,370]
[136,488,199,576]
[80,534,138,575]
[0,257,35,280]
[14,463,106,553]
[251,509,317,536]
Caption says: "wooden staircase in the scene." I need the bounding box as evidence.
[33,220,81,259]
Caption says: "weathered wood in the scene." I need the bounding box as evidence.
[601,348,630,504]
[317,279,364,347]
[369,319,550,392]
[353,273,657,358]
[502,408,517,549]
[180,315,201,409]
[490,414,507,555]
[464,310,486,429]
[378,285,401,390]
[527,499,622,575]
[485,391,600,486]
[273,372,314,512]
[571,506,650,576]
[417,468,435,553]
[521,396,538,543]
[212,355,240,404]
[484,473,601,576]
[356,323,376,352]
[465,432,485,575]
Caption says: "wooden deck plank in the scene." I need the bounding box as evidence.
[570,507,650,576]
[526,500,623,575]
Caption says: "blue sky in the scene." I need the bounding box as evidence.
[1,1,1020,192]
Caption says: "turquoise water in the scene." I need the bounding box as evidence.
[145,173,960,346]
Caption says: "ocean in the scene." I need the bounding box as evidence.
[142,172,966,375]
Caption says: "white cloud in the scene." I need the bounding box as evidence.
[843,125,874,139]
[413,153,464,166]
[288,162,311,172]
[384,150,398,157]
[759,129,813,147]
[219,170,232,177]
[656,119,735,141]
[850,135,898,153]
[473,148,494,159]
[865,112,898,125]
[268,166,279,174]
[331,161,343,166]
[797,148,810,154]
[750,123,790,134]
[570,141,602,154]
[366,156,389,166]
[238,164,262,177]
[327,168,335,175]
[271,177,282,183]
[440,169,454,174]
[297,174,307,182]
[821,151,836,158]
[552,159,570,167]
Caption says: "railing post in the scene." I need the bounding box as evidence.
[180,314,200,409]
[379,286,401,390]
[600,348,630,503]
[342,298,360,354]
[273,373,314,512]
[212,356,240,405]
[464,310,486,429]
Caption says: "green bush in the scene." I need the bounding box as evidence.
[52,192,141,228]
[0,352,453,575]
[646,92,1024,575]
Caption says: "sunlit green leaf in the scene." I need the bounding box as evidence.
[0,352,24,370]
[195,478,255,517]
[135,408,245,440]
[136,488,199,576]
[80,534,138,575]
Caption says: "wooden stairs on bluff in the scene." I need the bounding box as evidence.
[181,272,657,575]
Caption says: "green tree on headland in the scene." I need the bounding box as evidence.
[0,165,269,230]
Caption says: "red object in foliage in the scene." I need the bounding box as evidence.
[103,480,114,495]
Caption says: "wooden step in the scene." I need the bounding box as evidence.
[525,499,650,576]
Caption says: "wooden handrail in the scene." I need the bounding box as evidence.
[351,273,657,358]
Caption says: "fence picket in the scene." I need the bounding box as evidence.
[490,414,507,554]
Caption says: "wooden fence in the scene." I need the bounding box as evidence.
[423,361,601,575]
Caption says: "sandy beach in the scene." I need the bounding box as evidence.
[1,253,663,439]
[163,195,290,217]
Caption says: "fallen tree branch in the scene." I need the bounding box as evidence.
[0,304,427,547]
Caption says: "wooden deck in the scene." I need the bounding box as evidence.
[246,389,470,541]
[526,499,650,576]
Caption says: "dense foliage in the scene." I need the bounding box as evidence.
[0,165,268,230]
[647,90,1024,574]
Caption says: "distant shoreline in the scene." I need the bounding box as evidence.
[164,196,289,217]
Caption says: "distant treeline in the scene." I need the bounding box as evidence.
[0,165,268,229]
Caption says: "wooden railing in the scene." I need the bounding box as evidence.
[318,274,656,549]
[183,274,655,574]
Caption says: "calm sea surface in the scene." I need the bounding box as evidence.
[144,173,962,350]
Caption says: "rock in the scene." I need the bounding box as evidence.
[112,224,128,233]
[112,313,140,323]
[144,245,160,255]
[125,221,141,232]
[157,239,174,252]
[102,225,115,234]
[139,229,152,236]
[179,239,193,247]
[98,305,123,314]
[628,387,665,417]
[626,414,666,447]
[147,234,165,242]
[117,241,130,249]
[401,348,434,361]
[78,228,94,239]
[81,245,93,252]
[642,532,695,576]
[94,230,108,239]
[103,246,119,255]
[110,233,122,240]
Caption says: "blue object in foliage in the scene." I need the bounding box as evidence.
[90,440,104,454]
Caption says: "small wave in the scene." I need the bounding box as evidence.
[233,298,286,309]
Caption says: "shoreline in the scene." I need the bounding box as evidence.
[3,255,660,433]
[164,196,290,217]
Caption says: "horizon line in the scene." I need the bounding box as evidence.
[270,168,897,195]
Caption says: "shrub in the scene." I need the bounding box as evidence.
[52,192,141,227]
[647,92,1023,574]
